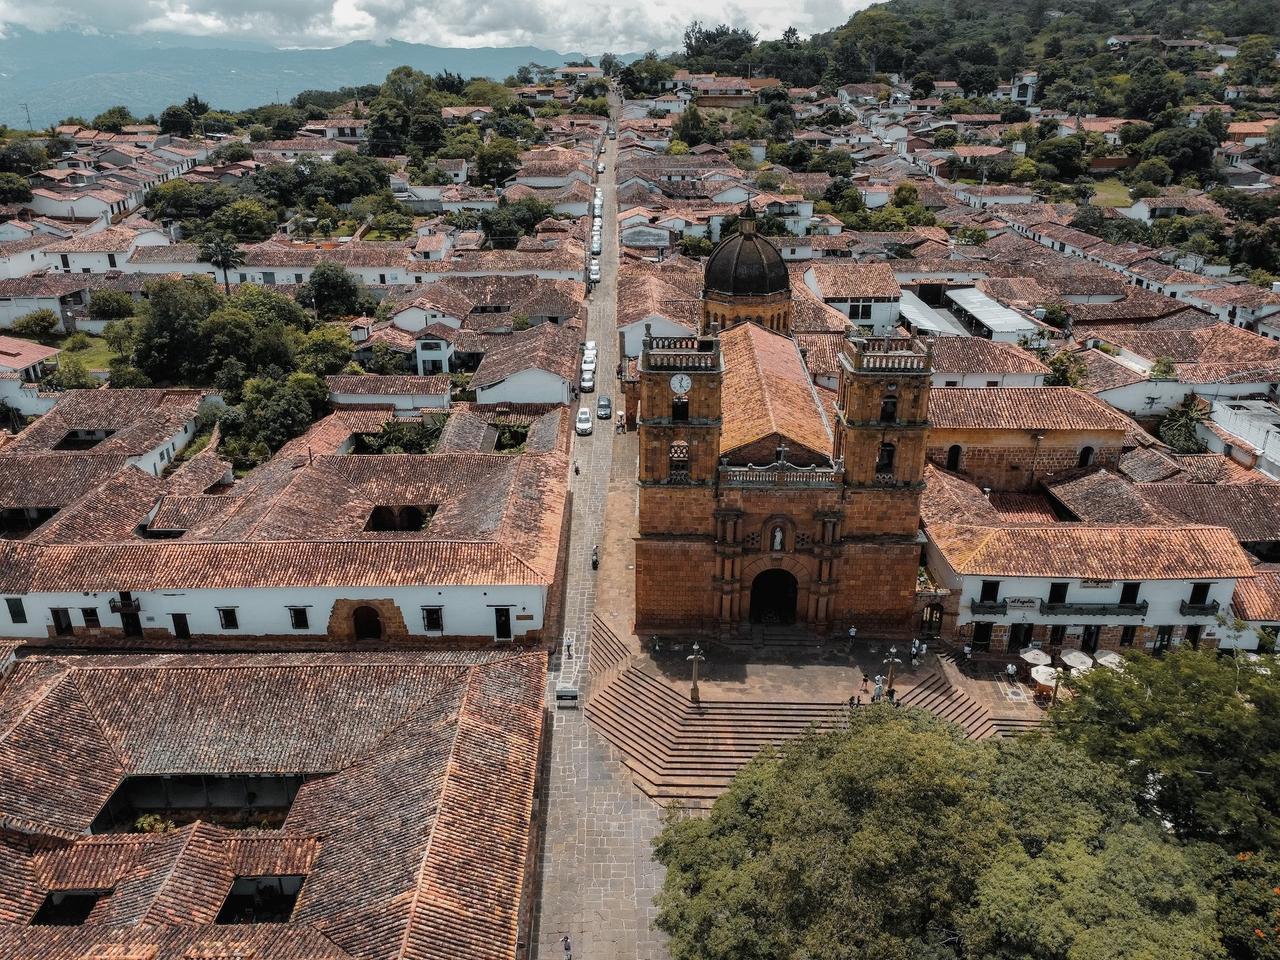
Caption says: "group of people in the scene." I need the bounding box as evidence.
[849,673,897,708]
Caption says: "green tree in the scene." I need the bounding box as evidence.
[0,140,48,176]
[961,825,1222,960]
[1054,648,1280,850]
[11,309,60,340]
[91,105,136,133]
[0,172,33,203]
[208,199,276,243]
[159,104,196,136]
[132,276,222,383]
[841,9,908,75]
[46,354,98,389]
[296,325,354,376]
[674,105,710,147]
[199,233,247,295]
[655,708,1006,960]
[475,136,521,184]
[303,263,362,321]
[88,290,136,328]
[1125,57,1184,119]
[366,96,410,157]
[932,128,960,149]
[228,283,310,331]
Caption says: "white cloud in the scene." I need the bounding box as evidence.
[0,0,874,51]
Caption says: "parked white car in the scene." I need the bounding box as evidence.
[584,340,597,353]
[575,408,594,435]
[581,355,598,373]
[591,237,602,255]
[580,370,596,393]
[589,264,601,282]
[597,161,606,173]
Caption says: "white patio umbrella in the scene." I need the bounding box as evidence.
[1059,648,1093,673]
[1030,664,1059,687]
[1094,650,1124,671]
[1020,647,1052,666]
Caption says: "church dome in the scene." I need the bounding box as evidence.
[703,204,789,299]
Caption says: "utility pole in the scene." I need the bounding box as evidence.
[19,103,33,132]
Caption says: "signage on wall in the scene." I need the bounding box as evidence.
[1006,597,1038,609]
[1081,579,1113,588]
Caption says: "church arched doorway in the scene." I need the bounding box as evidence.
[750,569,798,625]
[352,605,383,642]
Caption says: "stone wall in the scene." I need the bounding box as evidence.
[926,427,1125,492]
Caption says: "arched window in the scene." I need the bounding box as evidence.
[946,444,962,471]
[879,395,898,423]
[875,442,896,478]
[366,505,397,532]
[1078,446,1095,468]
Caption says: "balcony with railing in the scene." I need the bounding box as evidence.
[1039,600,1149,617]
[842,335,932,373]
[720,464,843,488]
[969,598,1008,615]
[109,597,141,614]
[1180,599,1220,617]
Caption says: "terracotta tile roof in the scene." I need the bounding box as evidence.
[720,322,831,460]
[472,323,581,389]
[1232,566,1280,622]
[1046,468,1177,524]
[928,521,1254,580]
[803,261,900,300]
[43,226,142,254]
[928,338,1049,376]
[1136,483,1280,544]
[0,539,546,592]
[326,375,450,397]
[988,493,1059,523]
[1088,323,1280,383]
[1076,348,1147,393]
[928,387,1133,432]
[6,388,206,458]
[0,650,545,960]
[0,336,60,372]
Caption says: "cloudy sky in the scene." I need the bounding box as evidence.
[0,0,874,52]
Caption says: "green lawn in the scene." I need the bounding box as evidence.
[50,333,116,372]
[1091,178,1132,208]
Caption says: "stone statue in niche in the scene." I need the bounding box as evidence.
[771,526,784,552]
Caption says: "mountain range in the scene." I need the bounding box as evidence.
[0,29,633,128]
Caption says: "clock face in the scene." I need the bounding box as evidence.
[669,373,692,394]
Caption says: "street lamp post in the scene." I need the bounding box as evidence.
[884,645,902,701]
[687,642,706,704]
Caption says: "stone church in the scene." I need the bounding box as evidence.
[633,205,932,640]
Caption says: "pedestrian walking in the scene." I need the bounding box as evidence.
[872,674,884,703]
[859,675,869,695]
[561,935,572,960]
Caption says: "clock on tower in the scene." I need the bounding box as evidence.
[669,373,692,394]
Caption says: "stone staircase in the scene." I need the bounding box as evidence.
[585,665,846,805]
[896,669,998,740]
[583,639,1042,806]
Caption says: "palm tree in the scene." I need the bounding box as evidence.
[200,232,247,295]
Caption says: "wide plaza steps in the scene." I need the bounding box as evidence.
[583,638,1038,806]
[896,670,998,741]
[585,665,846,805]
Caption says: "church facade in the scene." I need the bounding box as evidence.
[633,206,932,640]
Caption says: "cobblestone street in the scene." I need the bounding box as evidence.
[532,96,669,960]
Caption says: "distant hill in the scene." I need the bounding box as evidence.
[0,30,631,128]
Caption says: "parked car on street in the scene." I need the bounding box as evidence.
[596,396,612,419]
[575,408,593,435]
[597,161,606,173]
[580,370,596,393]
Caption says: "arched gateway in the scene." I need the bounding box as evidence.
[750,569,799,625]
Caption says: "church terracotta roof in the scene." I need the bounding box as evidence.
[928,387,1133,433]
[719,323,831,461]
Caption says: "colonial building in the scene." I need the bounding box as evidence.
[634,206,931,639]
